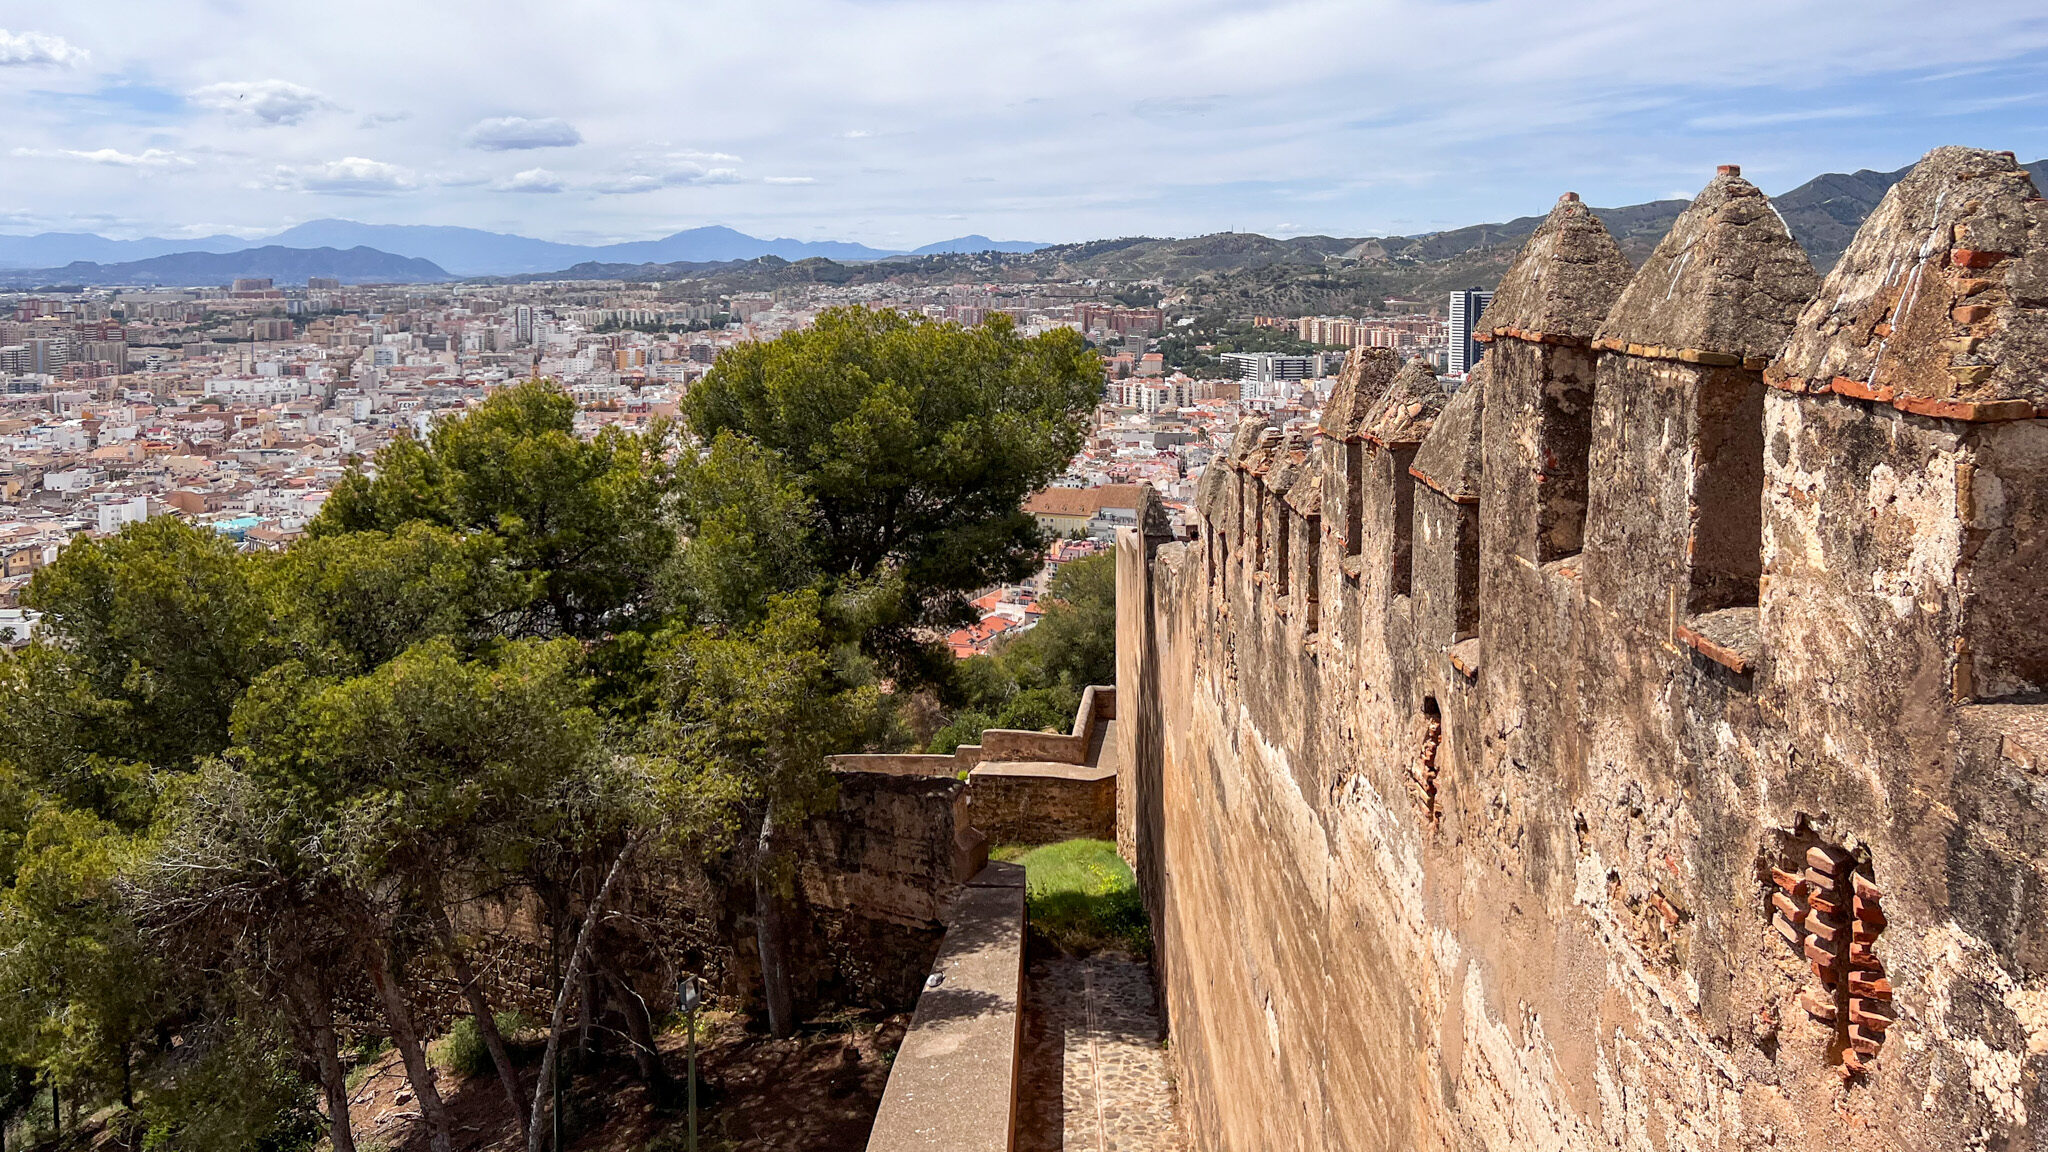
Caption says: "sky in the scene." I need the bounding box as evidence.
[3,1,2048,249]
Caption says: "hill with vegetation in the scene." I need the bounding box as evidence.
[500,159,2048,317]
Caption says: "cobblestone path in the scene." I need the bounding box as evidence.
[1018,953,1183,1152]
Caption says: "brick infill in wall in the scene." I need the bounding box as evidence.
[1776,843,1895,1076]
[1409,465,1479,504]
[1589,336,1768,370]
[1475,326,1589,348]
[1761,370,2043,422]
[1676,608,1759,675]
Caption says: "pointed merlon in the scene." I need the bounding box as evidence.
[1321,346,1402,440]
[1364,359,1450,447]
[1137,484,1175,540]
[1595,166,1819,366]
[1283,440,1327,518]
[1243,425,1285,476]
[1770,145,2048,420]
[1195,459,1232,525]
[1479,192,1634,346]
[1262,436,1311,500]
[1408,363,1486,503]
[1227,415,1273,467]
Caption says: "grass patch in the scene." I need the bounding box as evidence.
[1012,839,1150,956]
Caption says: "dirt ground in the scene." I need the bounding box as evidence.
[343,1009,908,1152]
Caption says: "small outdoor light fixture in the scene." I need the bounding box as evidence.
[679,975,703,1152]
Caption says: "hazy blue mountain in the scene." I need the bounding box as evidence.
[909,235,1048,255]
[6,157,2043,279]
[264,221,590,276]
[0,231,251,269]
[0,246,451,286]
[589,225,899,266]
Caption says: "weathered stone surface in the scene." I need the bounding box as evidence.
[1362,358,1448,446]
[1597,166,1819,364]
[1479,192,1633,344]
[1772,146,2048,413]
[967,761,1116,845]
[1117,156,2048,1152]
[1283,449,1326,517]
[1321,346,1401,440]
[1224,414,1271,465]
[1409,369,1485,502]
[1193,460,1231,526]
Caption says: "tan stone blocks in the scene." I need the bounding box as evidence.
[1949,249,2009,269]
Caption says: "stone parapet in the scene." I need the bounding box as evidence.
[864,863,1027,1152]
[1123,147,2048,1152]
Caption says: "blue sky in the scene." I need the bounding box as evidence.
[3,1,2047,248]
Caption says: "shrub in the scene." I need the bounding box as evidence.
[430,1012,529,1078]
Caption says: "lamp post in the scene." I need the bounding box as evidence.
[679,975,702,1152]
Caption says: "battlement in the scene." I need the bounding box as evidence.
[1119,146,2048,1151]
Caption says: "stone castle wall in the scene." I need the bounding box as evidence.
[1117,148,2048,1150]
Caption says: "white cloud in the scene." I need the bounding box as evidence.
[0,29,87,67]
[586,153,743,194]
[764,176,816,185]
[466,117,583,150]
[12,147,192,167]
[497,167,567,193]
[1686,106,1877,131]
[15,0,2048,247]
[277,157,416,195]
[586,174,665,195]
[191,80,336,126]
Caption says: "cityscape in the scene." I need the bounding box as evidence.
[3,4,2047,1152]
[0,275,1496,657]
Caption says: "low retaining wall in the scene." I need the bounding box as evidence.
[864,861,1027,1152]
[965,760,1116,845]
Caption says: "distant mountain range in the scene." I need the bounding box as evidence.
[5,158,2042,293]
[0,221,1052,277]
[0,246,449,287]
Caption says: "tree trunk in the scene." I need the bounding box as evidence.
[120,1041,132,1109]
[578,967,599,1061]
[292,968,358,1152]
[428,901,527,1130]
[527,836,642,1152]
[366,938,456,1152]
[754,798,797,1038]
[597,958,670,1091]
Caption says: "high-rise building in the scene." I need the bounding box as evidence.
[24,337,69,374]
[307,277,341,291]
[514,304,534,347]
[1447,289,1493,375]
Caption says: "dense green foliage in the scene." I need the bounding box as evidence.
[926,552,1116,753]
[0,308,1101,1149]
[686,307,1101,652]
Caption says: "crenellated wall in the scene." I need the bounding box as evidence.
[1118,147,2048,1151]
